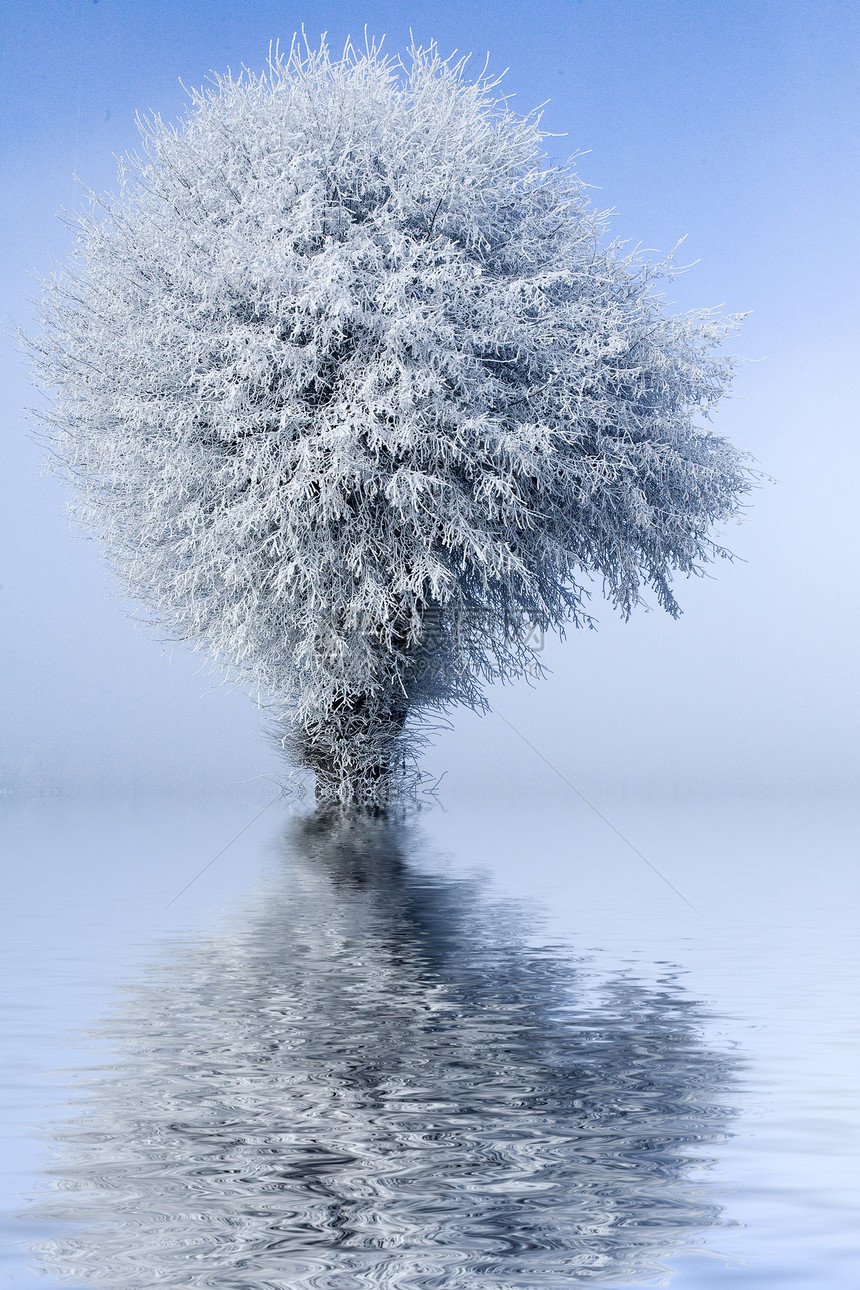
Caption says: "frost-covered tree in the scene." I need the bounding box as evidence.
[29,38,750,812]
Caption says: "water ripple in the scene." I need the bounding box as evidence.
[29,819,737,1287]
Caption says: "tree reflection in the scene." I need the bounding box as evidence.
[34,817,736,1287]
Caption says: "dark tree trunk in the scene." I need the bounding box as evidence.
[300,692,409,817]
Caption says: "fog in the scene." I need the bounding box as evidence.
[2,0,858,799]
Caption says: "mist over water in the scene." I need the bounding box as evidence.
[27,819,735,1289]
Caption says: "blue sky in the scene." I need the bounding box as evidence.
[1,0,858,796]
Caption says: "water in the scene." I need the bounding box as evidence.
[2,793,858,1286]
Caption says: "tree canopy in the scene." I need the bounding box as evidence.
[29,38,750,811]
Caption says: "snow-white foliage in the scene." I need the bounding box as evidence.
[29,37,750,810]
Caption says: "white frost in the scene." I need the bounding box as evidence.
[28,37,750,808]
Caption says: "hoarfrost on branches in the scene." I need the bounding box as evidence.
[28,37,751,811]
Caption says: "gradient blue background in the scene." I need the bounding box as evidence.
[2,0,858,798]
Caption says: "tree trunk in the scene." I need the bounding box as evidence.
[299,693,408,817]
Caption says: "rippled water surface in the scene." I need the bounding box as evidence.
[2,794,859,1287]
